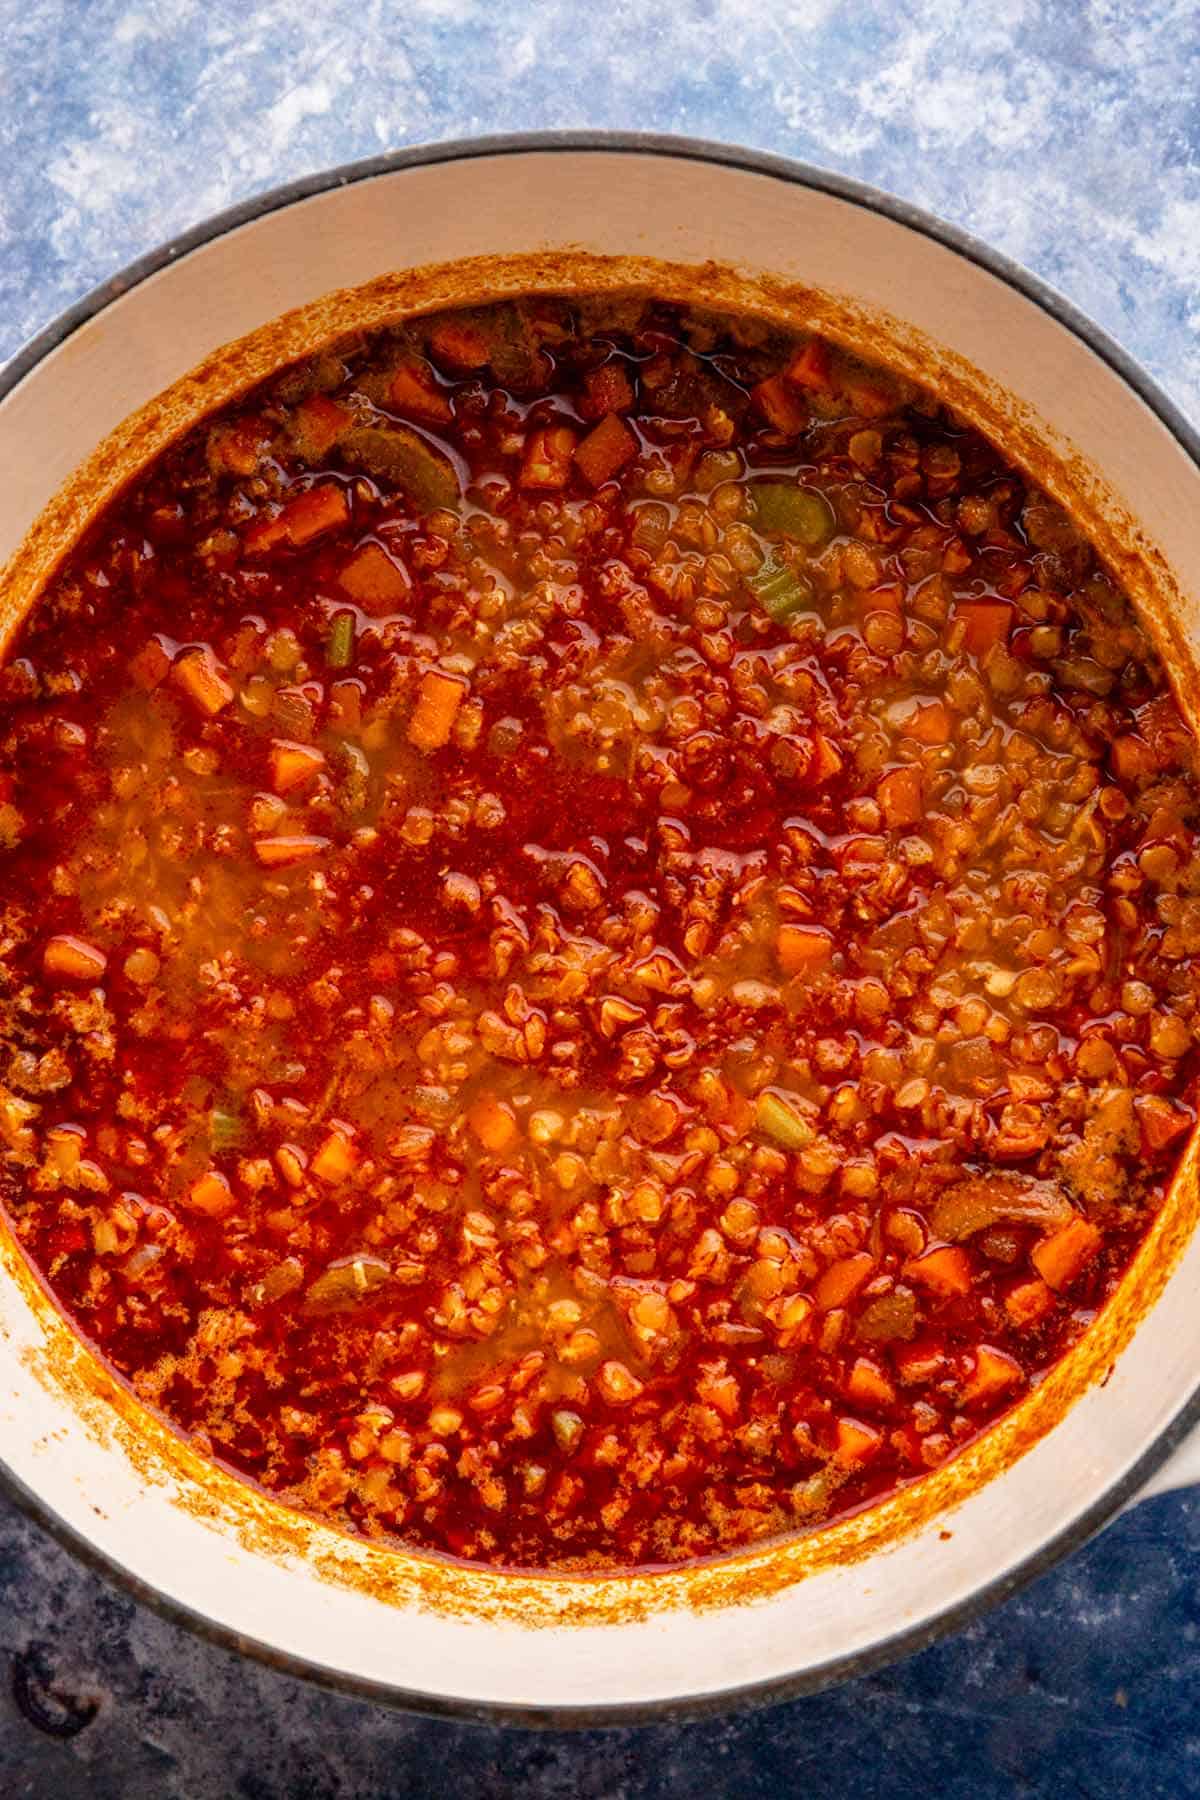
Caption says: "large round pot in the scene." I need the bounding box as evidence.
[1,132,1199,1723]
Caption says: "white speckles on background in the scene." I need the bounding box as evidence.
[4,0,1200,414]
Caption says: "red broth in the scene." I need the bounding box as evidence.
[0,295,1196,1569]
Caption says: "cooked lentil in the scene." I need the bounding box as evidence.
[1,294,1197,1570]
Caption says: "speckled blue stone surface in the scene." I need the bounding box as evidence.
[4,2,1200,1792]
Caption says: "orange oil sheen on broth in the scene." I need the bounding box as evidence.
[0,294,1197,1570]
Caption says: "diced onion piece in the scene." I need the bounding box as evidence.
[755,1089,816,1149]
[43,934,107,983]
[408,670,467,751]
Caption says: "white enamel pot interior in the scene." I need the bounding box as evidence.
[2,134,1200,1723]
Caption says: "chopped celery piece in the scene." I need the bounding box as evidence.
[327,610,356,669]
[754,482,835,546]
[755,1089,816,1150]
[209,1107,245,1153]
[748,551,811,622]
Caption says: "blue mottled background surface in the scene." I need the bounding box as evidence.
[4,1,1200,1793]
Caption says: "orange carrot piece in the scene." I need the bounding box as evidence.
[955,600,1013,657]
[289,394,351,461]
[752,374,806,435]
[43,935,107,983]
[129,640,170,690]
[1135,1093,1194,1151]
[469,1095,518,1153]
[777,922,833,974]
[269,741,325,795]
[834,1416,883,1465]
[408,670,467,751]
[846,1357,897,1410]
[1004,1275,1055,1329]
[877,765,924,829]
[574,414,637,488]
[186,1170,235,1218]
[278,484,349,546]
[1031,1217,1102,1291]
[338,542,411,610]
[785,338,834,392]
[311,1128,359,1185]
[389,358,453,424]
[894,1337,947,1385]
[904,1245,972,1298]
[173,648,234,717]
[961,1345,1023,1407]
[901,699,953,745]
[428,318,490,369]
[328,679,363,734]
[519,426,577,490]
[253,835,330,867]
[814,1251,875,1312]
[582,363,634,417]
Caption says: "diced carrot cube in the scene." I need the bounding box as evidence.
[846,1357,897,1410]
[834,1416,883,1465]
[242,512,290,555]
[785,338,834,392]
[574,414,637,488]
[172,648,233,717]
[428,318,490,369]
[901,699,953,745]
[253,835,330,867]
[954,600,1013,657]
[815,1251,875,1312]
[778,922,833,974]
[186,1170,235,1218]
[129,640,170,690]
[519,426,577,491]
[338,542,411,611]
[388,358,453,424]
[311,1128,359,1185]
[1136,1093,1194,1151]
[1004,1275,1055,1329]
[903,1245,972,1298]
[1110,734,1157,785]
[43,935,107,983]
[752,375,806,435]
[582,362,634,417]
[408,670,467,751]
[289,394,351,461]
[278,484,349,546]
[894,1336,947,1385]
[269,741,325,795]
[469,1095,518,1153]
[961,1345,1023,1407]
[877,765,924,829]
[1031,1216,1102,1292]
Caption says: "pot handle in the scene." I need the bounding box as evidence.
[1133,1428,1200,1503]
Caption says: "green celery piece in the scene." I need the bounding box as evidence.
[748,551,811,622]
[754,482,835,547]
[327,610,356,669]
[755,1090,816,1150]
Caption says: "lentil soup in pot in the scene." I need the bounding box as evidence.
[2,293,1198,1573]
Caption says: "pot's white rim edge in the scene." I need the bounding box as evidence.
[3,128,1200,1727]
